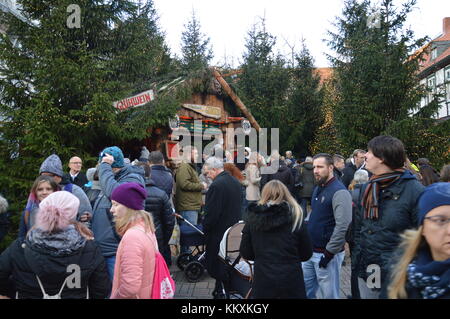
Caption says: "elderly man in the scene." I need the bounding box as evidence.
[64,156,88,189]
[203,157,242,298]
[286,151,296,168]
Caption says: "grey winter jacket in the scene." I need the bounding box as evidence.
[91,163,145,257]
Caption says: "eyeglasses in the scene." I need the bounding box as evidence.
[424,215,450,227]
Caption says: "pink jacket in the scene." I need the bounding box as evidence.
[111,221,158,299]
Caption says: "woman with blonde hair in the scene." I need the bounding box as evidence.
[387,182,450,299]
[109,182,162,299]
[239,180,312,298]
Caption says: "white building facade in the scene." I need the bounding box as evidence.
[418,17,450,121]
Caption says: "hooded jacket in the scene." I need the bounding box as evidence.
[0,226,109,299]
[91,163,145,257]
[240,202,312,298]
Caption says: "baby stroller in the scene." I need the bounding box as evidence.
[217,221,253,299]
[175,213,207,282]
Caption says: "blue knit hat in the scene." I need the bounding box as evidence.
[418,182,450,225]
[39,154,64,177]
[99,146,125,168]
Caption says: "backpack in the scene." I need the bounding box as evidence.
[17,275,89,299]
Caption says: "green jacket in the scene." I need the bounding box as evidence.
[175,162,203,212]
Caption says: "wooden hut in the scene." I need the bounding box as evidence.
[117,68,260,162]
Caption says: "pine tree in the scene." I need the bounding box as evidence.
[285,42,324,156]
[311,79,345,155]
[0,0,175,242]
[326,0,430,153]
[180,10,213,71]
[237,17,290,152]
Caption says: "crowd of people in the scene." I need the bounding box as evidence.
[0,135,449,299]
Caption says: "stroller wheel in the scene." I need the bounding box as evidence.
[177,253,192,271]
[184,261,204,282]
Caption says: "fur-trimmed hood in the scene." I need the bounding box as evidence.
[247,201,293,232]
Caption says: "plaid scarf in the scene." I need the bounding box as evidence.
[362,169,405,219]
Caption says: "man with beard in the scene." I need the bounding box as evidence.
[302,153,352,299]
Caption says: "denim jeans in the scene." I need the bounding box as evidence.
[302,251,345,299]
[180,210,199,254]
[104,255,116,283]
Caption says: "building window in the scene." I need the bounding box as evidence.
[427,76,436,90]
[431,48,438,60]
[446,67,450,82]
[426,76,436,104]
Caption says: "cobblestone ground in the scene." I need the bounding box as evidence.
[171,245,352,299]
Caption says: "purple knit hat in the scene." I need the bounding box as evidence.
[111,182,147,210]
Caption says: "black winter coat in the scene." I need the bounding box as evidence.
[203,171,242,280]
[296,162,315,198]
[342,162,357,189]
[240,202,312,299]
[261,160,295,195]
[144,178,175,249]
[63,172,89,189]
[354,170,425,285]
[0,228,110,299]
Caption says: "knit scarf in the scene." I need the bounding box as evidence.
[362,169,404,219]
[407,249,450,299]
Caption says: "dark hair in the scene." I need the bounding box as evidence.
[148,151,164,165]
[417,158,430,166]
[313,153,334,166]
[419,165,440,186]
[440,164,450,182]
[31,175,59,201]
[367,135,406,170]
[136,162,151,178]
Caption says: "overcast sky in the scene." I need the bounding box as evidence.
[152,0,450,68]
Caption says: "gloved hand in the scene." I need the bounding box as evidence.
[319,250,334,268]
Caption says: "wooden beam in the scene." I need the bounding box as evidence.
[211,68,261,132]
